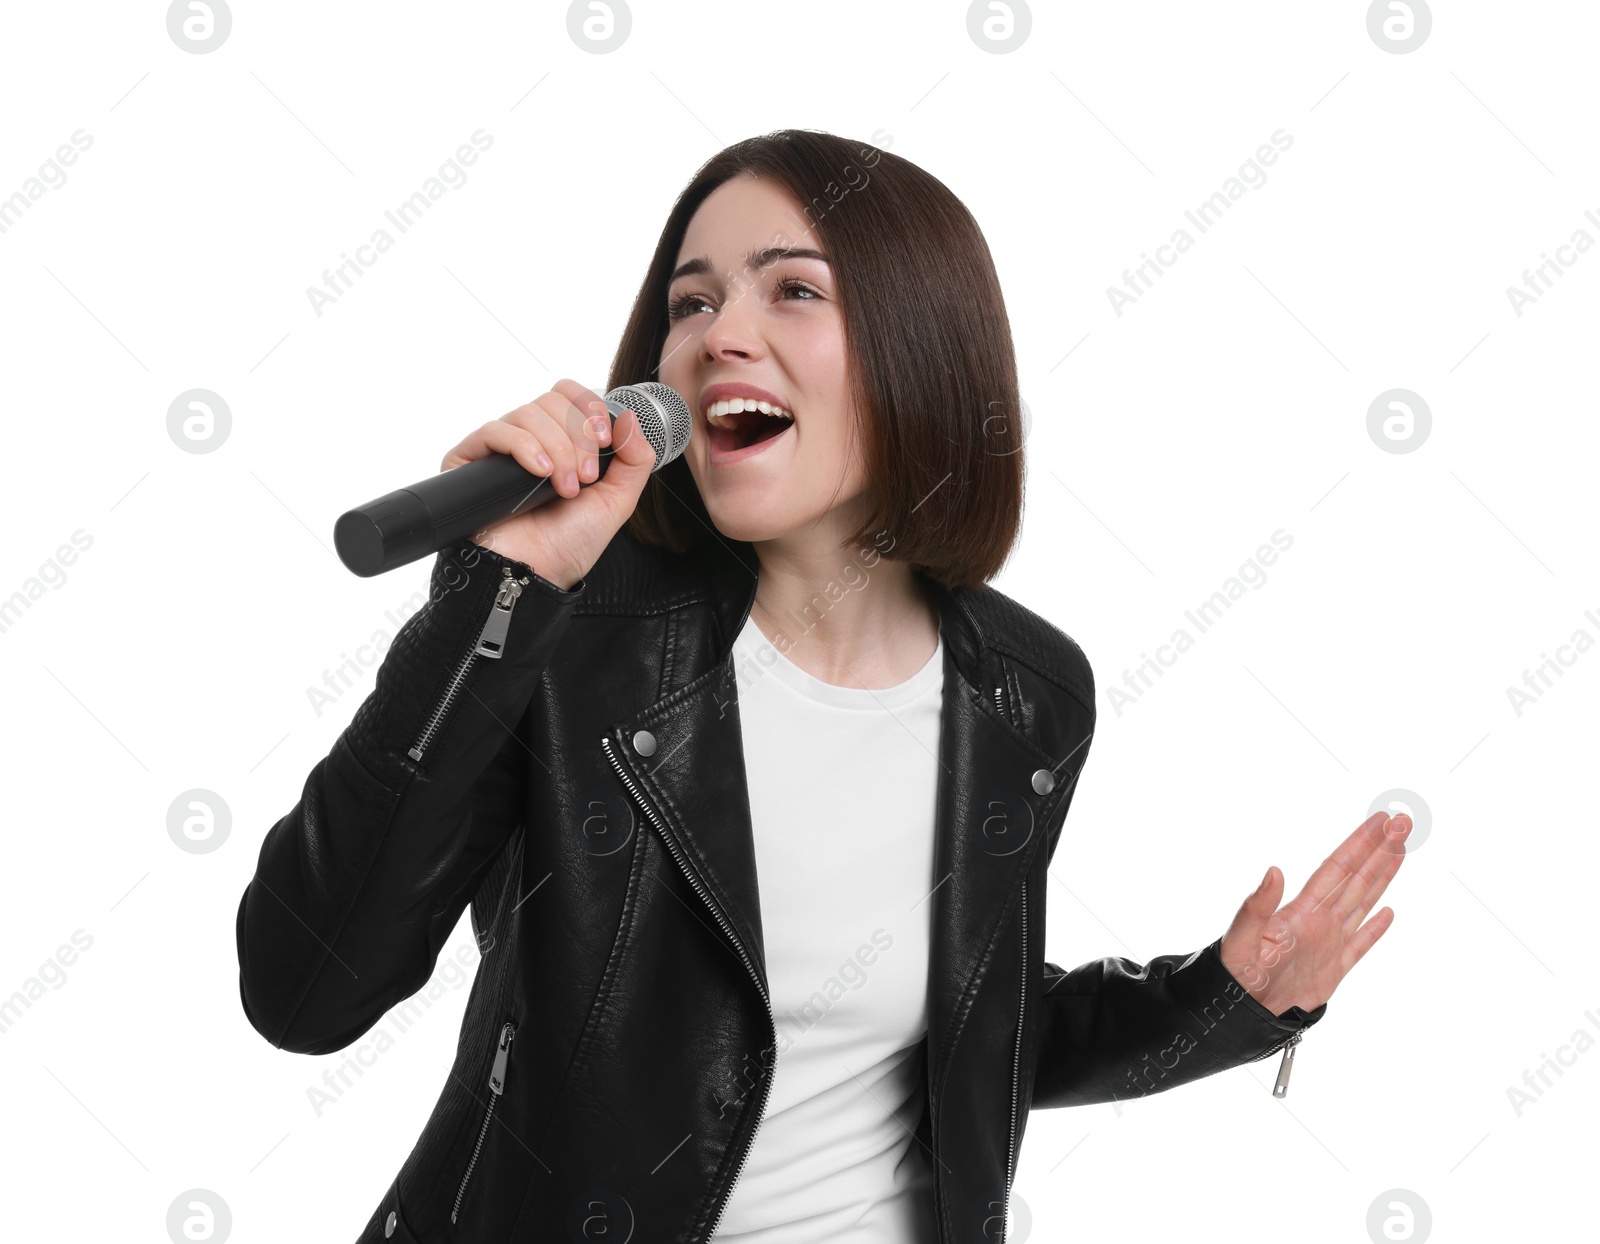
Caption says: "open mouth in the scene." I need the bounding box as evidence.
[706,406,794,455]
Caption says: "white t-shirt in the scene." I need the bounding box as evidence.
[710,612,944,1242]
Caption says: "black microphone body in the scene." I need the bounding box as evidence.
[334,383,692,577]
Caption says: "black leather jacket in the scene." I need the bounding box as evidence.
[236,529,1326,1243]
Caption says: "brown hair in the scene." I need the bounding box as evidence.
[607,128,1024,593]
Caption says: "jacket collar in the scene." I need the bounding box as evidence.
[597,530,1077,1094]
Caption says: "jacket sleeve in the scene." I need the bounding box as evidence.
[1025,631,1327,1108]
[1030,936,1328,1108]
[235,539,585,1055]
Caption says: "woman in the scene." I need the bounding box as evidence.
[237,129,1409,1243]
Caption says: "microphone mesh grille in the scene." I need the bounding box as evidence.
[605,382,692,470]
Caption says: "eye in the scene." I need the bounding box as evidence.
[666,291,714,320]
[776,278,820,302]
[666,277,823,322]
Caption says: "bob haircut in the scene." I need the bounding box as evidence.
[607,128,1024,594]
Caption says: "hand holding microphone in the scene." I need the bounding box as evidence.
[438,379,661,591]
[333,379,691,587]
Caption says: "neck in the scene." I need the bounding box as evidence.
[746,526,940,691]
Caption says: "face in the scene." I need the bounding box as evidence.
[658,173,868,544]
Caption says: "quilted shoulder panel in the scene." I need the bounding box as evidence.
[960,585,1094,717]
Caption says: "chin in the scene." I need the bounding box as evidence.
[702,505,798,544]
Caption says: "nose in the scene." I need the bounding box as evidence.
[700,285,763,362]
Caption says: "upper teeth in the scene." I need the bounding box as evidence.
[705,397,793,424]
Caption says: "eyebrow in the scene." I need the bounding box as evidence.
[668,246,830,284]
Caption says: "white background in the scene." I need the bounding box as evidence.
[0,2,1593,1241]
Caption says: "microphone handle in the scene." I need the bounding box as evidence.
[334,412,617,578]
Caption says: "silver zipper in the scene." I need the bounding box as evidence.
[408,565,531,762]
[452,1020,515,1223]
[599,733,775,1242]
[1272,1031,1300,1096]
[1001,881,1027,1242]
[994,675,1027,1244]
[1248,1027,1303,1097]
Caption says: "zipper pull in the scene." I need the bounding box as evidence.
[1272,1030,1302,1098]
[476,570,530,659]
[489,1022,514,1094]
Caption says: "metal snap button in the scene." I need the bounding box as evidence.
[632,729,657,757]
[1031,768,1055,796]
[385,1210,397,1238]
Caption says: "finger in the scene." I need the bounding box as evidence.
[547,395,619,487]
[551,376,608,417]
[519,401,591,497]
[573,408,652,521]
[1332,817,1408,918]
[547,379,614,462]
[1225,865,1282,952]
[577,405,613,484]
[472,419,562,489]
[441,418,553,478]
[599,407,658,476]
[1377,811,1412,856]
[1298,811,1393,914]
[1342,906,1395,974]
[441,420,500,472]
[442,395,561,471]
[1336,818,1411,921]
[1253,865,1283,914]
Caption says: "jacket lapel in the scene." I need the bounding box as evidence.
[604,652,771,993]
[600,536,1069,1090]
[921,582,1075,1095]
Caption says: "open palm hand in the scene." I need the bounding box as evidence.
[1219,810,1411,1016]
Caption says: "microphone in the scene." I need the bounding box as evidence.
[333,382,692,577]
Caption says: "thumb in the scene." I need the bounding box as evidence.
[1224,866,1281,958]
[604,407,659,476]
[588,407,657,507]
[1246,864,1283,917]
